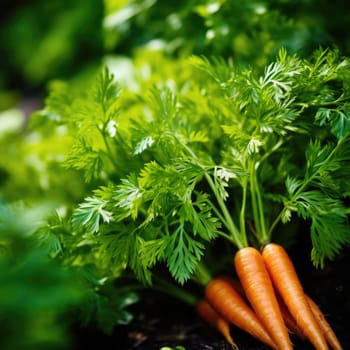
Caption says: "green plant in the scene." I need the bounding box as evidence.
[0,198,82,350]
[2,36,350,350]
[27,46,350,347]
[38,48,348,280]
[1,2,349,348]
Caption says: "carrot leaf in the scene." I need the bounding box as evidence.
[31,48,350,285]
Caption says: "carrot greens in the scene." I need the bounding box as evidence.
[31,48,350,287]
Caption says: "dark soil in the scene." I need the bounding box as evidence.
[75,244,350,350]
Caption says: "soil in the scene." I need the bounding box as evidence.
[75,243,350,350]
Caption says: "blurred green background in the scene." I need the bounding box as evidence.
[1,0,350,110]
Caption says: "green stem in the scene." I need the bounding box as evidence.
[99,124,119,170]
[267,210,283,238]
[251,138,284,241]
[255,169,268,243]
[179,141,246,249]
[239,176,248,239]
[152,276,198,306]
[193,261,213,287]
[249,160,268,243]
[249,161,260,235]
[204,173,246,249]
[206,199,237,243]
[302,94,350,107]
[258,138,284,164]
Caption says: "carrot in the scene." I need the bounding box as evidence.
[262,243,329,350]
[276,293,306,340]
[205,276,277,349]
[215,275,245,296]
[219,274,342,348]
[306,294,343,350]
[221,274,306,341]
[197,298,238,349]
[234,246,293,350]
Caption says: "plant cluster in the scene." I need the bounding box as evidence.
[21,47,350,348]
[1,1,350,349]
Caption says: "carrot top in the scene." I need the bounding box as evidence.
[35,48,350,286]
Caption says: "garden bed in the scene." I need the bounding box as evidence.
[75,243,349,349]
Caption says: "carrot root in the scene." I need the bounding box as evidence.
[234,246,293,350]
[205,277,277,349]
[306,295,343,350]
[276,293,306,340]
[197,298,238,349]
[262,243,329,350]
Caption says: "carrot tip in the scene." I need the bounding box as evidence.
[226,336,238,349]
[230,343,239,350]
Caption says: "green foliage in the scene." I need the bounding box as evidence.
[283,135,350,266]
[0,107,89,205]
[0,198,83,350]
[0,0,103,90]
[0,196,141,348]
[104,0,350,69]
[78,270,139,334]
[32,47,350,287]
[73,196,113,233]
[2,3,350,344]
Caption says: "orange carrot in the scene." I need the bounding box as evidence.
[262,243,329,350]
[205,277,277,349]
[234,246,293,350]
[306,294,343,350]
[276,293,306,340]
[215,275,245,296]
[197,298,238,349]
[221,274,307,341]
